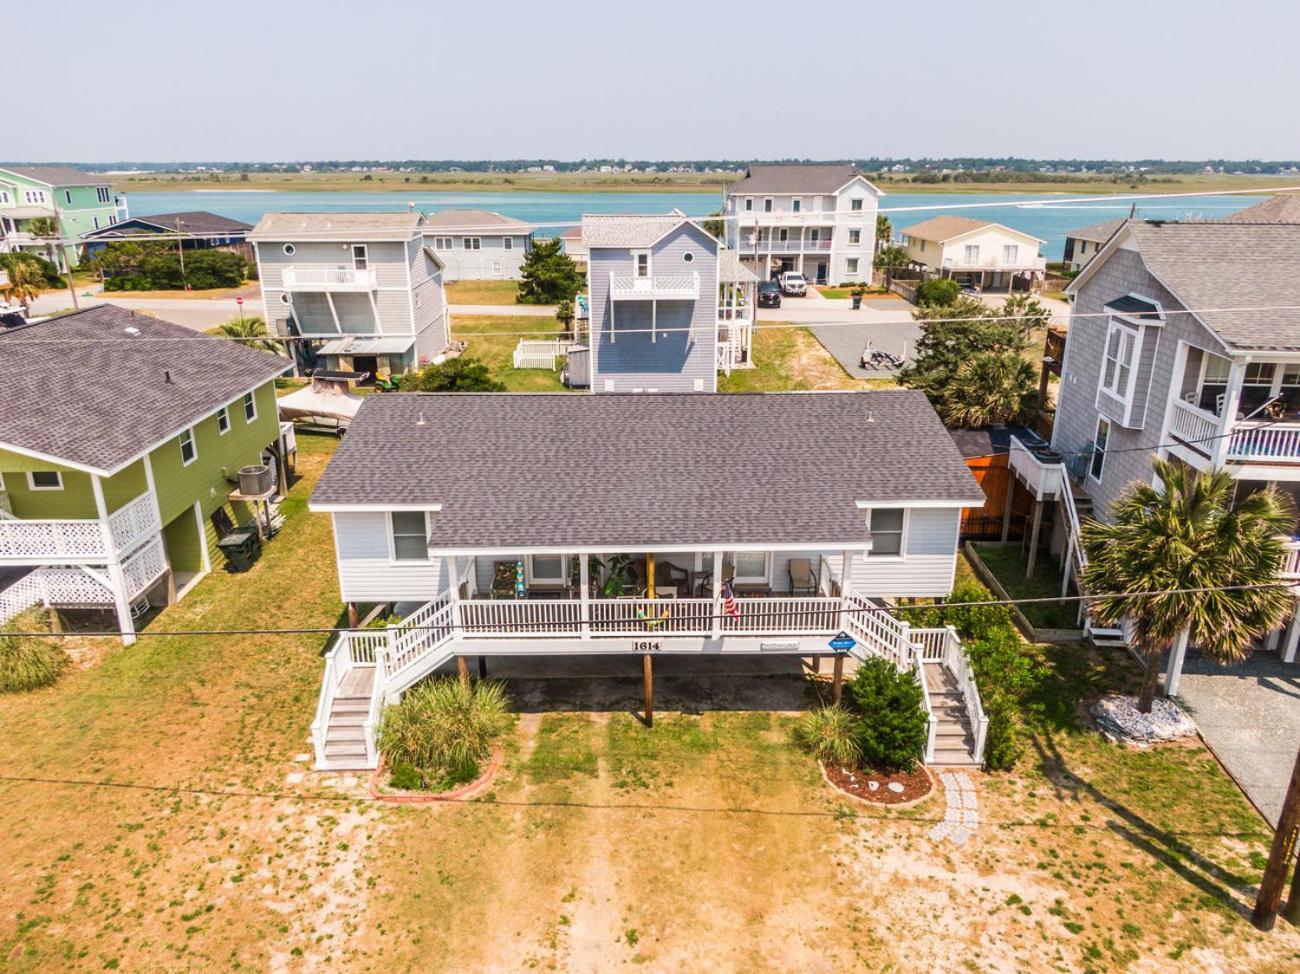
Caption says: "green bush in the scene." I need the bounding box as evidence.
[397,356,505,392]
[377,677,511,789]
[967,626,1039,697]
[899,579,1014,643]
[846,656,929,772]
[915,277,961,306]
[388,763,424,790]
[981,691,1022,771]
[794,705,863,767]
[0,610,68,693]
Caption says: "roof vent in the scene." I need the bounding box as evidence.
[416,412,426,426]
[124,326,140,337]
[865,410,875,424]
[164,369,173,384]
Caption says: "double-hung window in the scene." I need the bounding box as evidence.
[728,551,769,584]
[527,554,566,585]
[97,186,111,203]
[1100,319,1138,405]
[850,198,864,212]
[963,244,980,264]
[243,391,257,423]
[1002,244,1019,264]
[763,198,773,213]
[216,405,230,434]
[792,198,801,212]
[1090,418,1111,481]
[846,257,860,274]
[351,244,368,270]
[390,511,429,561]
[634,252,650,278]
[463,237,481,250]
[503,237,513,251]
[848,228,861,245]
[744,198,753,212]
[867,508,906,557]
[179,427,198,466]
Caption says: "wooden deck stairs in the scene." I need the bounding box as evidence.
[321,667,374,769]
[924,663,981,767]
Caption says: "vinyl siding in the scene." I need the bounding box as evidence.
[0,461,97,518]
[430,234,531,281]
[588,223,719,393]
[102,459,149,511]
[333,510,445,602]
[162,506,205,573]
[1052,246,1222,520]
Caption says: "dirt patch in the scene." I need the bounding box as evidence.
[823,761,933,804]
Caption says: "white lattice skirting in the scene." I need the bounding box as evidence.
[0,566,116,625]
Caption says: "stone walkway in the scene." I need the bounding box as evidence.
[929,771,980,846]
[1177,653,1300,827]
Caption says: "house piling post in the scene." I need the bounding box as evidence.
[1253,747,1300,930]
[457,655,470,689]
[643,653,654,728]
[832,654,844,705]
[1026,499,1044,579]
[347,603,359,628]
[1000,472,1015,542]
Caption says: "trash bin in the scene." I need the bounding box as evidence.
[851,293,863,310]
[216,526,262,572]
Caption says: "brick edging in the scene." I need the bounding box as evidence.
[368,746,503,804]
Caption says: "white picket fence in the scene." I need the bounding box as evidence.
[512,339,569,370]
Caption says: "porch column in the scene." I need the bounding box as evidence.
[91,475,135,647]
[1164,628,1190,697]
[1000,472,1015,542]
[1026,500,1044,579]
[579,555,591,640]
[710,550,723,639]
[840,550,856,630]
[444,554,462,636]
[1210,359,1248,468]
[643,653,654,728]
[1283,606,1300,664]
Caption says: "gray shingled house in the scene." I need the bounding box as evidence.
[305,390,989,770]
[1007,219,1300,688]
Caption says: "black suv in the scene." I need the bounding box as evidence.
[758,281,782,308]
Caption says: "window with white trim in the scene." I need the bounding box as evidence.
[462,237,481,250]
[963,244,980,263]
[867,508,906,556]
[850,198,864,212]
[728,551,770,584]
[242,391,257,423]
[744,198,753,212]
[282,243,295,256]
[0,190,10,204]
[763,198,773,213]
[503,237,513,250]
[846,257,860,274]
[179,427,198,466]
[97,186,111,203]
[848,228,861,245]
[1090,418,1110,481]
[634,251,650,278]
[27,470,64,491]
[64,190,72,204]
[1100,319,1138,403]
[1003,244,1019,263]
[216,405,230,434]
[390,511,429,561]
[527,554,566,585]
[433,236,453,249]
[351,244,368,270]
[792,198,801,212]
[24,190,46,204]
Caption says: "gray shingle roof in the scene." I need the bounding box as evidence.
[581,213,694,249]
[726,164,865,196]
[421,209,531,231]
[1127,221,1300,352]
[82,210,252,238]
[247,211,424,242]
[0,165,109,186]
[311,391,984,549]
[1065,218,1124,243]
[1220,195,1300,224]
[0,306,289,473]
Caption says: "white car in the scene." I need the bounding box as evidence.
[779,271,808,296]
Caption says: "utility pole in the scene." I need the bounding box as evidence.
[1252,747,1300,930]
[51,202,78,310]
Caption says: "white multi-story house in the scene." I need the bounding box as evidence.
[306,390,989,770]
[723,164,882,285]
[249,212,448,377]
[1008,219,1300,689]
[422,209,534,281]
[899,216,1047,291]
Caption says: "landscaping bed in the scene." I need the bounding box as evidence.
[823,761,932,804]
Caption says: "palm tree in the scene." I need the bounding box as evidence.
[939,351,1038,428]
[214,315,283,355]
[27,216,65,274]
[5,259,46,309]
[1081,458,1295,712]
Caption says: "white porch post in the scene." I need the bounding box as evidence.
[609,292,616,344]
[710,550,723,639]
[1210,359,1247,469]
[651,300,657,343]
[444,555,462,639]
[1164,627,1190,697]
[840,549,856,630]
[579,555,591,640]
[1283,605,1300,664]
[92,474,135,647]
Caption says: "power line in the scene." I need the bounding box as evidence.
[5,581,1293,641]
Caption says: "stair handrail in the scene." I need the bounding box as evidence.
[912,647,937,763]
[311,633,347,767]
[944,625,989,764]
[362,643,388,768]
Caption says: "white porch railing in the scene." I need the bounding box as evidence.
[512,338,569,370]
[1008,434,1064,500]
[1169,398,1221,452]
[281,265,378,290]
[109,492,161,554]
[939,255,1047,271]
[1227,422,1300,463]
[1280,539,1300,581]
[609,271,700,301]
[913,653,937,763]
[0,490,159,564]
[0,566,117,625]
[752,238,834,253]
[122,535,167,599]
[723,597,840,633]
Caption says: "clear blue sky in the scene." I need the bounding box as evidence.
[32,0,1300,162]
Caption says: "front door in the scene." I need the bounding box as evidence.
[817,262,828,285]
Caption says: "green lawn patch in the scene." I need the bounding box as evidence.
[718,325,892,393]
[445,279,523,305]
[450,314,573,392]
[969,542,1079,631]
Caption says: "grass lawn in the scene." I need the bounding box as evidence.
[970,542,1080,630]
[445,279,524,306]
[97,281,259,300]
[451,314,572,392]
[719,324,897,392]
[1,436,1297,970]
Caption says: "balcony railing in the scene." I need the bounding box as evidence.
[750,238,833,253]
[1226,422,1300,463]
[1281,539,1300,581]
[939,255,1048,271]
[608,271,700,301]
[280,265,378,291]
[0,490,159,564]
[1169,398,1221,453]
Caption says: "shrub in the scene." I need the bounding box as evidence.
[915,277,960,306]
[966,626,1039,697]
[847,656,929,772]
[794,705,863,767]
[398,356,505,392]
[0,610,68,693]
[898,579,1014,643]
[377,677,511,789]
[981,691,1022,771]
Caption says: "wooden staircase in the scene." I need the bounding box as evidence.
[321,668,374,770]
[924,663,980,767]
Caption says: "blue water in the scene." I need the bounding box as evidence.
[125,188,1264,260]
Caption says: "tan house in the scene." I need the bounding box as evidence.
[558,225,587,265]
[900,216,1046,291]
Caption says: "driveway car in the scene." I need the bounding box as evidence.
[758,281,782,308]
[779,271,808,296]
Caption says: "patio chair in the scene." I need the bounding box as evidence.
[788,558,818,596]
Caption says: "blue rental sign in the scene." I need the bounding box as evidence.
[829,631,856,653]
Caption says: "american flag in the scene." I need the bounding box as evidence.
[721,581,741,620]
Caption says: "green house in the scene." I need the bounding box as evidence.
[0,165,127,269]
[0,305,291,642]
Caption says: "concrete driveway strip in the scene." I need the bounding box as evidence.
[1177,654,1300,828]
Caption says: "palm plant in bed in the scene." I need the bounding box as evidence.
[1081,458,1294,713]
[0,609,68,693]
[378,677,512,790]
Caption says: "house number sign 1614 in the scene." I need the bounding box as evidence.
[631,640,662,653]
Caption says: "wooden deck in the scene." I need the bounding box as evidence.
[923,662,980,767]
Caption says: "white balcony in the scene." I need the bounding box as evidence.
[1169,398,1300,468]
[733,210,860,225]
[749,238,834,254]
[0,490,160,565]
[939,254,1048,272]
[608,271,699,301]
[280,265,378,291]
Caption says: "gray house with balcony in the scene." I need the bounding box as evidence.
[249,212,448,377]
[581,213,754,393]
[423,209,533,280]
[1040,218,1300,667]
